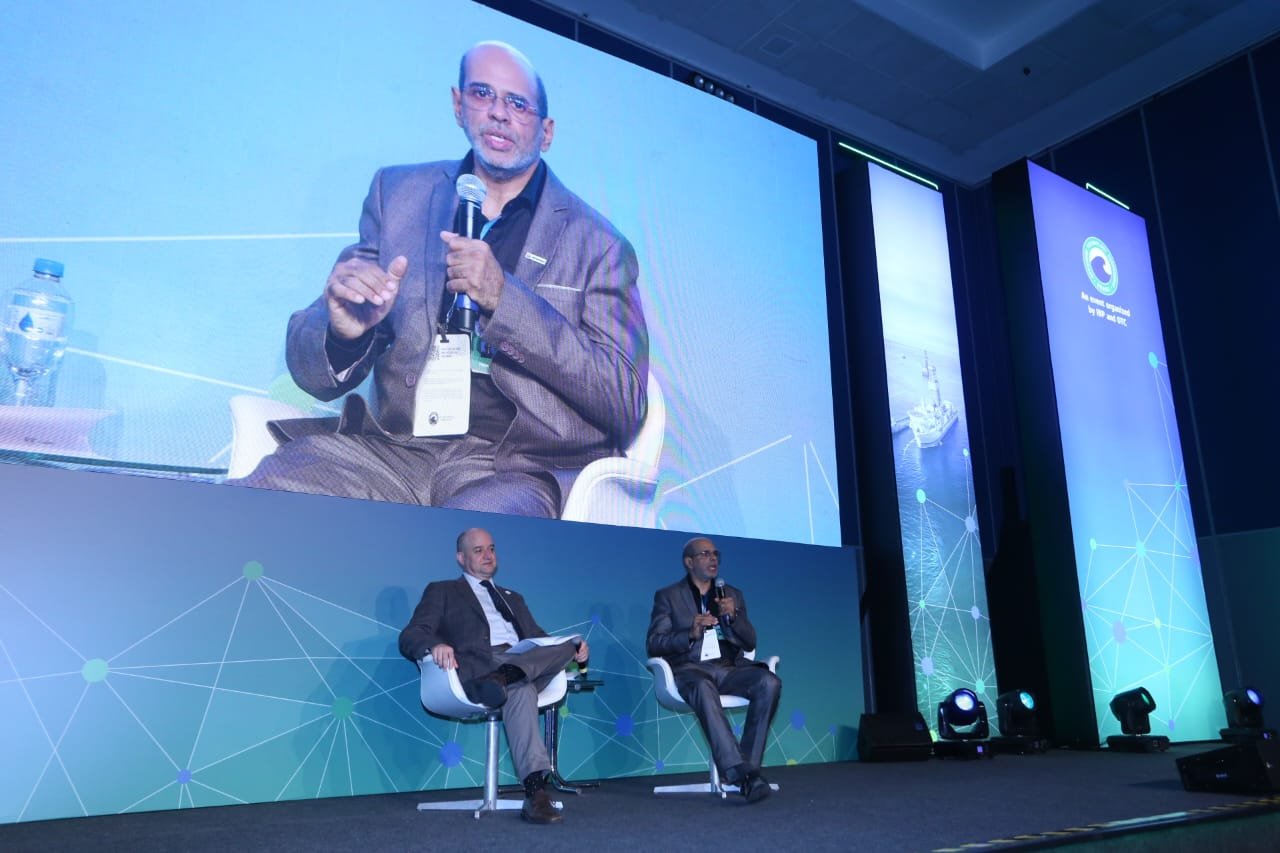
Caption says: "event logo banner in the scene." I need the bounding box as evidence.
[1027,162,1224,741]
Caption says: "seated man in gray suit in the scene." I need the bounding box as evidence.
[399,527,588,824]
[237,40,648,518]
[646,536,782,803]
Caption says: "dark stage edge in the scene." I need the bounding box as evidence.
[1,744,1276,852]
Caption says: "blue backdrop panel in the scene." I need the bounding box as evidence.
[1027,162,1224,741]
[0,464,862,823]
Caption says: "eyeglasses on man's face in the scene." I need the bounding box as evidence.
[462,83,541,122]
[690,549,721,560]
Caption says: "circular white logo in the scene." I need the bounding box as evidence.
[1082,236,1118,296]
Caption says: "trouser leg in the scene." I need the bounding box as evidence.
[720,664,782,772]
[494,641,577,780]
[500,682,548,781]
[234,424,562,516]
[441,471,561,517]
[675,667,747,781]
[233,433,435,502]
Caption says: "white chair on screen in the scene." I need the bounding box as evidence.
[225,372,666,524]
[559,372,665,525]
[645,650,781,797]
[416,658,567,819]
[226,394,308,479]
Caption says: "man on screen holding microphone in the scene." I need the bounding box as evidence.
[647,536,782,803]
[237,41,648,518]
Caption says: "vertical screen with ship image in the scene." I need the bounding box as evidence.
[867,163,997,735]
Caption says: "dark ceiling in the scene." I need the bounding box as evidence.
[537,0,1280,185]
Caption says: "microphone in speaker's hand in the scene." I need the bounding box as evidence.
[714,577,732,625]
[448,174,487,334]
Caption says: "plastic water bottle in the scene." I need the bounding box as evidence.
[3,258,73,406]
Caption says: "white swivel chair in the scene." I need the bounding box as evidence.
[416,658,567,819]
[645,651,781,797]
[226,373,666,525]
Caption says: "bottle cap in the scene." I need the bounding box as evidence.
[33,258,65,278]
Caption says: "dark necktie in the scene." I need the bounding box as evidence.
[481,579,526,640]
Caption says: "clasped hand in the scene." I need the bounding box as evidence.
[441,231,505,313]
[322,231,504,343]
[689,612,719,640]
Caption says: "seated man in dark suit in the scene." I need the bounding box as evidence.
[399,527,588,824]
[646,536,782,803]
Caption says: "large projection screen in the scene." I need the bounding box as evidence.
[0,0,865,826]
[1027,162,1224,741]
[0,0,841,546]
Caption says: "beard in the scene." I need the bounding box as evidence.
[466,121,544,182]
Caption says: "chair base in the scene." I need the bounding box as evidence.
[653,781,779,798]
[417,797,563,820]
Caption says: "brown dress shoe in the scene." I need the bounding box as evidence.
[521,786,562,824]
[521,771,562,824]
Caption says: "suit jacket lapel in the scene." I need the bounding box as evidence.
[674,578,700,625]
[428,162,463,328]
[452,576,487,630]
[514,166,569,285]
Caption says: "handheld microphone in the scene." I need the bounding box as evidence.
[714,578,730,627]
[449,174,486,334]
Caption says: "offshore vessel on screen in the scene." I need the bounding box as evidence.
[909,351,958,448]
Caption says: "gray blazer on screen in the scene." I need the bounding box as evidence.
[283,158,649,497]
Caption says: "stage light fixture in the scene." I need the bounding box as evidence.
[1221,687,1275,744]
[991,689,1049,754]
[685,70,741,106]
[997,690,1038,733]
[1225,687,1264,727]
[1106,687,1169,752]
[933,688,992,759]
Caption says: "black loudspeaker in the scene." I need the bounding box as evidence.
[1176,739,1280,794]
[857,711,932,762]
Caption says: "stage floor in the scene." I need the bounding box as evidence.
[1,743,1277,851]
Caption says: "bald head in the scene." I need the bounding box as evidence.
[458,41,547,117]
[456,528,498,580]
[682,536,721,591]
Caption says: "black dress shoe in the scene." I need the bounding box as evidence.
[521,772,562,824]
[462,672,508,709]
[741,771,772,804]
